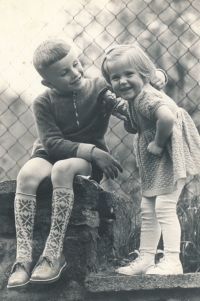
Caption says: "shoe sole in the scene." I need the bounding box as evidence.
[116,270,145,276]
[146,271,183,275]
[29,262,67,284]
[7,279,30,289]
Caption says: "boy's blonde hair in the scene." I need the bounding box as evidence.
[33,39,71,75]
[101,44,156,84]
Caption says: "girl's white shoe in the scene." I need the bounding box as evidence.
[146,252,183,275]
[115,251,155,276]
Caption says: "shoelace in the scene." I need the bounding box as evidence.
[154,249,165,267]
[32,256,54,273]
[128,250,143,266]
[10,262,26,275]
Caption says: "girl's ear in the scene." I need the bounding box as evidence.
[41,79,54,89]
[141,74,149,84]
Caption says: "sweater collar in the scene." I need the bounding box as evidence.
[51,78,88,97]
[53,89,76,97]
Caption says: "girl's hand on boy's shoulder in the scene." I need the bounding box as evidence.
[147,141,163,156]
[151,70,166,90]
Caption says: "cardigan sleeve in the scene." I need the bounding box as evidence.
[33,96,95,161]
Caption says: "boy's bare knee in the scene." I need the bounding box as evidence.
[51,158,91,187]
[51,160,75,182]
[17,168,40,191]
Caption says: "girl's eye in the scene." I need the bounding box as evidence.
[73,61,78,67]
[126,72,134,76]
[111,77,119,81]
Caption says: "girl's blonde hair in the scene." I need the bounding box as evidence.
[101,44,156,84]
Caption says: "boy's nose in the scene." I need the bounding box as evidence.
[71,68,79,78]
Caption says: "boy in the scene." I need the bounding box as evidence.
[7,39,167,288]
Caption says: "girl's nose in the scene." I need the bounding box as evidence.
[119,77,127,84]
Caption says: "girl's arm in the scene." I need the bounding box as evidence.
[147,105,174,156]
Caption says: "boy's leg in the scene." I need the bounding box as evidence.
[147,178,186,275]
[30,158,92,283]
[7,158,52,288]
[116,196,161,275]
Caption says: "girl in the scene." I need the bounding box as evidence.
[101,44,200,275]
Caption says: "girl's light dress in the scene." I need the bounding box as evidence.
[128,83,200,197]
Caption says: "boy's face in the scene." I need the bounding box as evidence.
[41,48,84,93]
[107,55,144,102]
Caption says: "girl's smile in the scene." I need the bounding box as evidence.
[107,55,145,101]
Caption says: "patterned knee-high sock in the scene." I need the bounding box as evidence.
[43,187,74,258]
[15,193,36,261]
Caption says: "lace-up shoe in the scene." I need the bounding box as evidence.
[30,253,66,283]
[146,252,183,275]
[7,260,32,288]
[116,251,155,276]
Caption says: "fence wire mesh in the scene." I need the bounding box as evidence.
[0,0,200,271]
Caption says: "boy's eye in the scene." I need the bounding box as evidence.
[73,60,78,67]
[60,70,68,76]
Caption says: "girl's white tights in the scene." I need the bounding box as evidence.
[140,178,186,254]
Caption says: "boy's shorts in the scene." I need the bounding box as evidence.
[30,150,103,184]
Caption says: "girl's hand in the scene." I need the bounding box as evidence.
[147,141,163,156]
[151,70,166,90]
[112,111,127,121]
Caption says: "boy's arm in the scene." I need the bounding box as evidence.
[33,97,123,179]
[33,98,94,161]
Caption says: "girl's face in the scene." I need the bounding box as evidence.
[107,55,145,102]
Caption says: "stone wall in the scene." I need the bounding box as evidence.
[0,176,136,301]
[1,177,200,301]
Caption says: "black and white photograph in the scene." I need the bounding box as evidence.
[0,0,200,300]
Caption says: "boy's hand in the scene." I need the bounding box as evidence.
[103,90,127,121]
[91,147,123,179]
[147,141,163,156]
[151,70,166,90]
[103,90,117,105]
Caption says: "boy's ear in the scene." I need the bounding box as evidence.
[41,79,54,89]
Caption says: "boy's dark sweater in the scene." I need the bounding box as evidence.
[32,77,115,161]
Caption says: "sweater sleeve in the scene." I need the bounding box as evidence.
[33,96,95,161]
[97,85,137,134]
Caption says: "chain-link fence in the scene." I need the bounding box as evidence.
[0,0,200,271]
